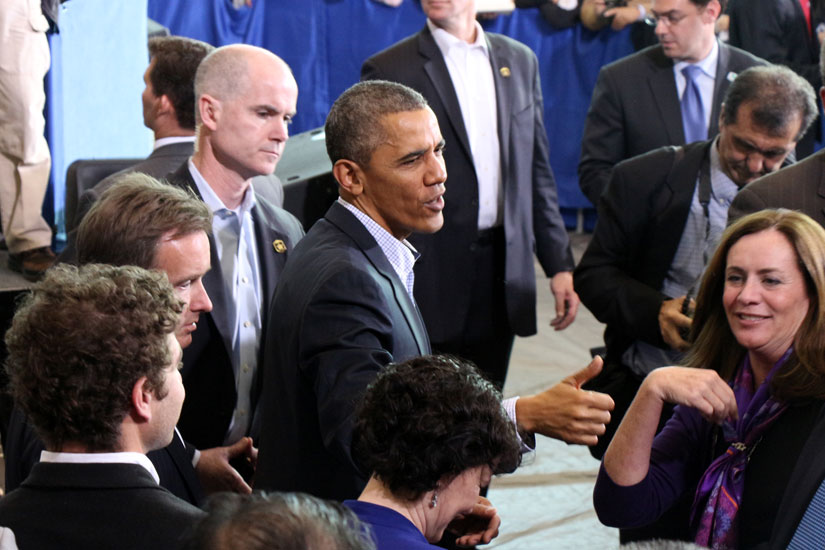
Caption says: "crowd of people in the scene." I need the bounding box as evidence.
[3,0,825,549]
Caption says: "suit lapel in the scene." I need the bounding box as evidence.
[651,142,711,280]
[488,34,512,177]
[710,41,733,137]
[250,202,290,311]
[817,162,825,221]
[418,28,474,161]
[647,49,684,144]
[326,204,430,355]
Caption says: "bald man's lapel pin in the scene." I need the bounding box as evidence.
[273,239,287,253]
[500,67,511,78]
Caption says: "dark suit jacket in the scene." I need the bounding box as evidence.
[0,461,204,549]
[254,202,430,501]
[728,0,823,89]
[3,405,205,505]
[729,148,825,227]
[578,42,765,205]
[361,26,573,341]
[574,141,712,363]
[166,162,304,449]
[763,404,825,549]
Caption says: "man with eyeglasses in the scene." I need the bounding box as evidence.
[574,66,815,544]
[578,0,766,207]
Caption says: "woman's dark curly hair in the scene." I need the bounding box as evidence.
[352,355,522,500]
[4,264,182,451]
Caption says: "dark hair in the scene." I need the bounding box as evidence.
[352,355,522,501]
[183,492,375,550]
[77,173,212,269]
[689,0,724,9]
[4,264,182,451]
[325,80,428,167]
[720,65,817,141]
[686,209,825,400]
[147,36,214,130]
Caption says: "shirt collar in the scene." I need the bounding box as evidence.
[40,450,161,484]
[338,198,418,255]
[674,38,719,78]
[710,136,738,198]
[427,19,488,56]
[153,135,195,151]
[188,158,257,217]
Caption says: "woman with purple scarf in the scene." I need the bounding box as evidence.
[593,209,825,549]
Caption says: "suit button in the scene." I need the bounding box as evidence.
[470,243,478,252]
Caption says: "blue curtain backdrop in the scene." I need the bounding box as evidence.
[147,0,634,220]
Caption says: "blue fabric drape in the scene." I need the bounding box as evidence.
[147,0,633,214]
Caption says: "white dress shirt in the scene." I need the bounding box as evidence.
[428,19,503,230]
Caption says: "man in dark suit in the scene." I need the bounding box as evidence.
[728,0,824,158]
[0,263,204,549]
[67,36,213,234]
[255,81,615,504]
[5,174,259,502]
[361,0,578,392]
[578,0,766,206]
[729,39,825,227]
[575,64,814,481]
[165,44,304,452]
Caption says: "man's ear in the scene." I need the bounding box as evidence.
[131,376,153,423]
[333,159,366,198]
[704,0,721,22]
[198,94,220,131]
[157,94,175,119]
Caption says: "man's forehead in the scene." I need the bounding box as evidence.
[652,0,691,11]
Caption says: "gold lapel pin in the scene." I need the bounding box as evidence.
[500,67,511,78]
[272,239,287,253]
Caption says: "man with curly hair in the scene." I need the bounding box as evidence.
[0,263,205,550]
[5,174,259,504]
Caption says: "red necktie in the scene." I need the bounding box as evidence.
[800,0,812,37]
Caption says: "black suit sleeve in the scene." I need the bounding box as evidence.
[574,163,669,348]
[578,66,626,206]
[729,0,821,88]
[728,186,769,225]
[300,267,396,476]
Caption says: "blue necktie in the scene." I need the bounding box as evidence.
[681,65,706,144]
[789,478,825,549]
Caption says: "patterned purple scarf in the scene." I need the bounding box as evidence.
[690,350,791,549]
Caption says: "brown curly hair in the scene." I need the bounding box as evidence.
[4,264,182,451]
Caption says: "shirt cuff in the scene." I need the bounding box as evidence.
[191,449,201,468]
[503,396,536,453]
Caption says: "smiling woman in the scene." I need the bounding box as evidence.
[594,209,825,548]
